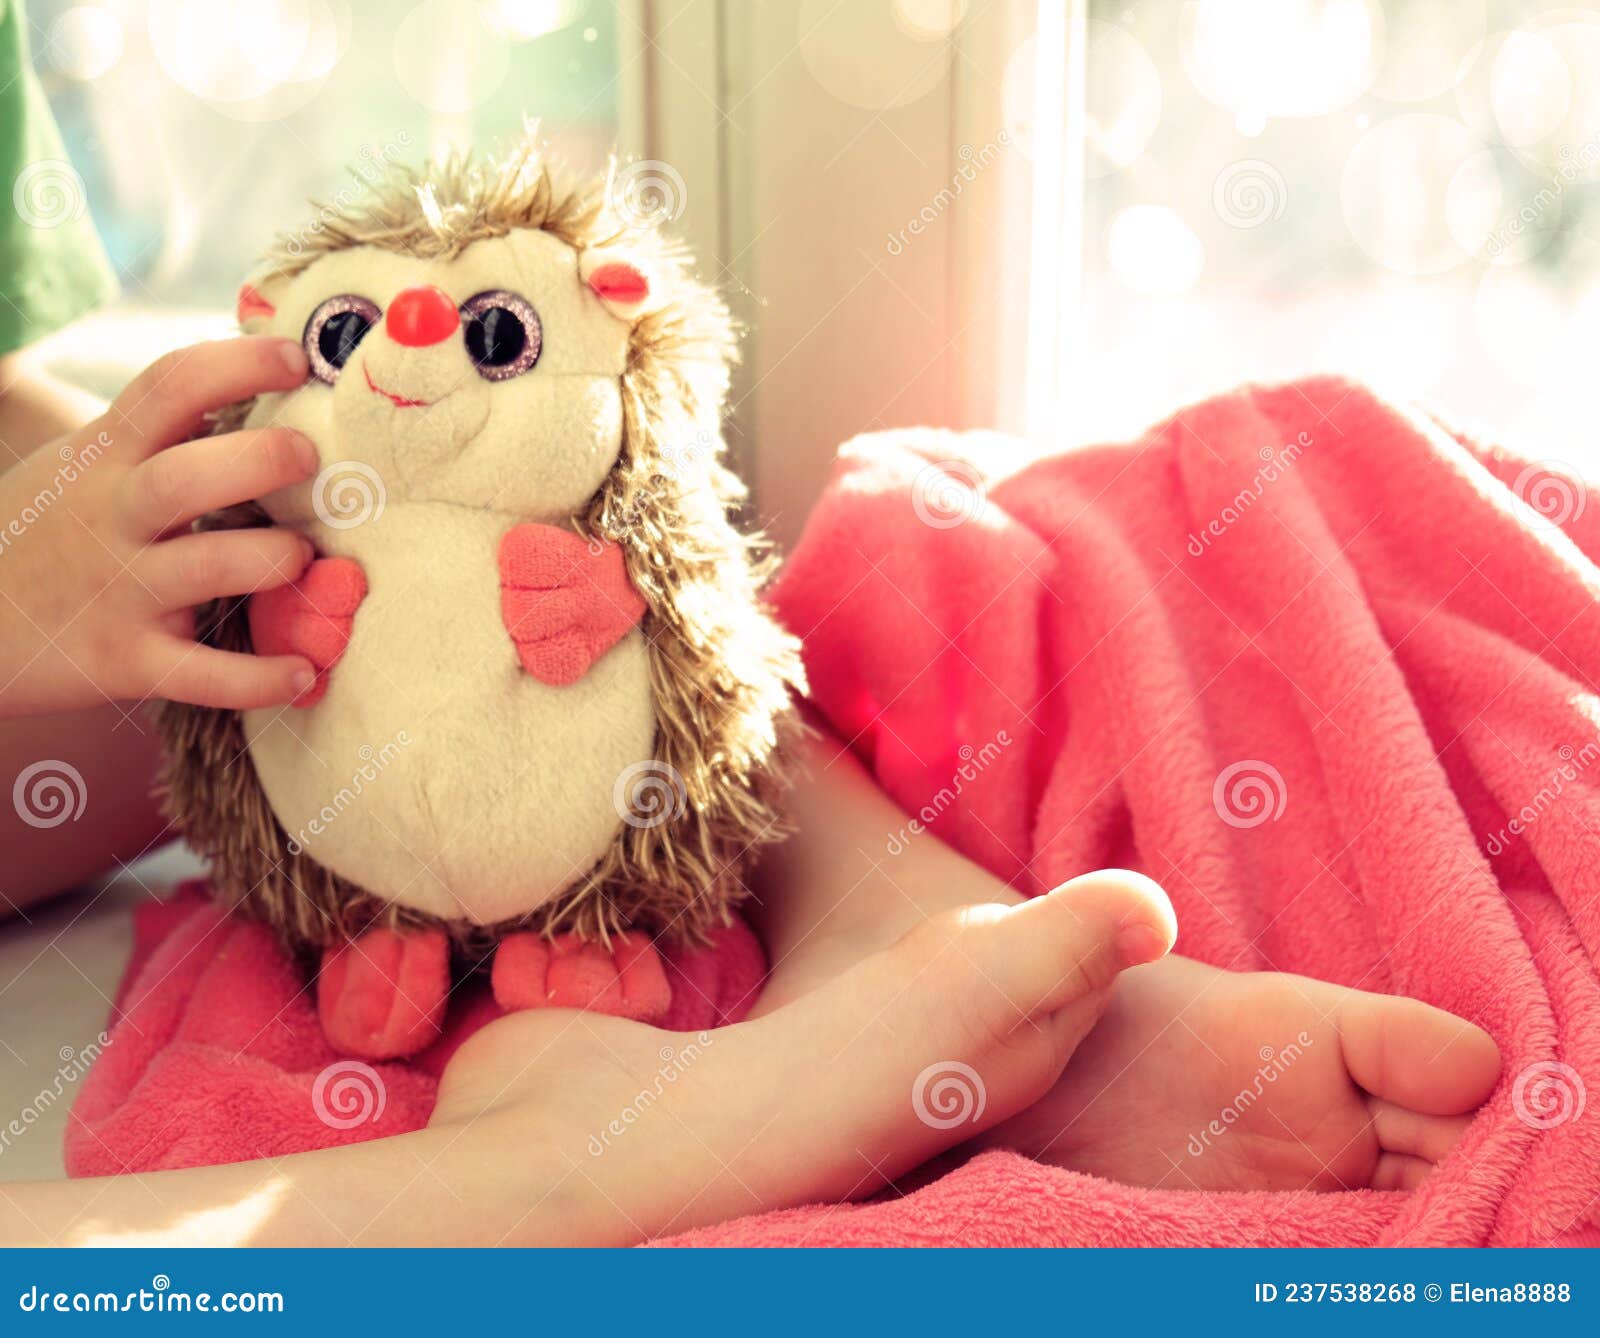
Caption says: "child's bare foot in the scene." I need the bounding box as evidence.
[429,870,1176,1237]
[971,953,1501,1193]
[738,734,1498,1201]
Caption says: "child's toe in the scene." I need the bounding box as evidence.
[1337,990,1502,1115]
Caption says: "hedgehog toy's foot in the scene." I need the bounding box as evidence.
[248,555,367,707]
[318,926,449,1060]
[491,931,671,1023]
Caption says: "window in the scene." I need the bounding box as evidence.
[28,1,1595,495]
[25,0,622,390]
[1059,0,1600,457]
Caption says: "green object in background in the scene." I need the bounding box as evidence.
[0,0,116,355]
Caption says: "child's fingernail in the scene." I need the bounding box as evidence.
[291,432,318,474]
[292,668,316,696]
[279,341,309,377]
[1115,914,1171,968]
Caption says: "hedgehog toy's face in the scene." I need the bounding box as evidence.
[239,228,653,525]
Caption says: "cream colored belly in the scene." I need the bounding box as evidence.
[242,504,657,925]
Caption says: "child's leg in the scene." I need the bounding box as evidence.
[0,353,104,466]
[0,703,168,917]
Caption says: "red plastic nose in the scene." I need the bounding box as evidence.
[385,285,459,347]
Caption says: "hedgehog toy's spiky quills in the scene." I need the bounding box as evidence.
[155,135,803,1058]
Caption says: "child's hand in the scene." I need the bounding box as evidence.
[0,337,320,718]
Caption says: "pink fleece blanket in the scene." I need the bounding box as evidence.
[670,375,1600,1246]
[71,376,1599,1246]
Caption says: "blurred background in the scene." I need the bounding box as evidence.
[16,0,1600,547]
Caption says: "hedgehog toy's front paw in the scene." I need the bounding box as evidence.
[248,555,367,706]
[318,926,449,1060]
[491,931,671,1022]
[498,524,646,686]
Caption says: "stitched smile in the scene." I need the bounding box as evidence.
[364,365,434,408]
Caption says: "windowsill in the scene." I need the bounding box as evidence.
[26,305,235,403]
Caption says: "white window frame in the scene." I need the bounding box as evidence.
[619,0,1076,538]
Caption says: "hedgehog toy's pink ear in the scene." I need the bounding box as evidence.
[579,249,662,323]
[235,274,287,334]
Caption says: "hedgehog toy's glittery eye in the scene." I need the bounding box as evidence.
[460,290,542,380]
[303,294,380,384]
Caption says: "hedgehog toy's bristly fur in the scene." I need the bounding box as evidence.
[155,136,805,955]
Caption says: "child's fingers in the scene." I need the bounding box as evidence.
[125,428,319,537]
[135,637,314,710]
[105,337,310,457]
[138,529,312,610]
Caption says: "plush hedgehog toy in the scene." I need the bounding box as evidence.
[157,137,801,1059]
